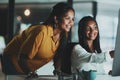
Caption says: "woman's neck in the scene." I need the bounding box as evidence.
[52,28,61,43]
[87,40,94,53]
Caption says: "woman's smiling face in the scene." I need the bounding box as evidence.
[58,9,74,32]
[85,20,98,41]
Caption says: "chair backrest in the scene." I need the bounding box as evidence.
[61,42,78,75]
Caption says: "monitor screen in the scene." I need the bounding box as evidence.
[112,9,120,76]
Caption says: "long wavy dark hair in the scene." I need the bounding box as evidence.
[78,16,102,53]
[43,2,75,68]
[44,2,74,29]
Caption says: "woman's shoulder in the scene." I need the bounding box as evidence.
[72,44,88,54]
[27,24,53,33]
[31,24,48,30]
[73,44,83,50]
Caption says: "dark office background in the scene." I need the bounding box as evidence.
[0,0,120,54]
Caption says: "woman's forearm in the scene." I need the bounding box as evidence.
[18,54,30,74]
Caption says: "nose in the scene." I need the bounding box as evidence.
[69,19,74,26]
[90,29,97,34]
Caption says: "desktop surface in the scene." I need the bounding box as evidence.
[6,74,120,80]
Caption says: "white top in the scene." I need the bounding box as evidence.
[0,36,6,54]
[71,44,113,75]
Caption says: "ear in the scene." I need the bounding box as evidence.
[54,16,58,23]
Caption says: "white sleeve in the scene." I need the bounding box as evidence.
[71,44,113,74]
[91,51,112,63]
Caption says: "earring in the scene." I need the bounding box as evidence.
[54,23,58,28]
[54,18,58,28]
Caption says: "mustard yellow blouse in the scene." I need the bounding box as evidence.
[4,25,59,73]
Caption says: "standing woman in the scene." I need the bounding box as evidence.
[3,2,75,75]
[71,16,113,75]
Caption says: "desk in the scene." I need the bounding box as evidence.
[96,75,120,80]
[6,75,72,80]
[6,75,120,80]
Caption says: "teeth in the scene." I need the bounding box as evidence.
[67,26,71,28]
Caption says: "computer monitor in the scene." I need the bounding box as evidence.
[112,9,120,76]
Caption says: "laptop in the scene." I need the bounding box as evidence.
[112,9,120,76]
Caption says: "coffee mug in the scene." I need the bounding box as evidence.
[82,70,97,80]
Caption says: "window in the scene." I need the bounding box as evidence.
[96,2,120,50]
[72,1,95,42]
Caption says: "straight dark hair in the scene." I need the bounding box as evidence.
[78,16,102,53]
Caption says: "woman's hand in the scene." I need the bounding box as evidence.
[109,50,114,58]
[25,72,38,80]
[108,70,112,75]
[53,69,62,76]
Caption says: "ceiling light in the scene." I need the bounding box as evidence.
[24,9,31,16]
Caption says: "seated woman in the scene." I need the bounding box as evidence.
[71,16,114,75]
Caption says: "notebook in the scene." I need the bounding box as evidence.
[112,9,120,76]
